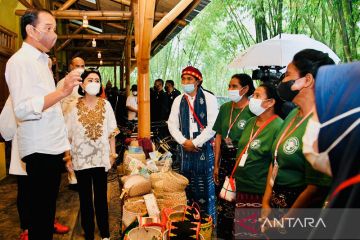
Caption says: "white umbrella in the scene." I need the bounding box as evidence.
[229,33,341,69]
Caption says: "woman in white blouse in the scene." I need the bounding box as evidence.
[65,68,119,240]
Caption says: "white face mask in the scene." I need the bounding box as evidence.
[85,82,100,96]
[249,98,266,116]
[132,91,137,96]
[303,107,360,176]
[228,89,243,103]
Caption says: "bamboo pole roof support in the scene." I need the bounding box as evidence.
[18,0,33,8]
[56,26,84,52]
[57,34,128,40]
[111,0,130,6]
[125,36,131,97]
[14,10,186,26]
[136,0,155,138]
[152,0,192,41]
[59,0,78,10]
[106,23,127,31]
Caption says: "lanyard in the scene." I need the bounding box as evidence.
[184,94,205,130]
[226,103,247,138]
[274,111,313,163]
[230,115,278,179]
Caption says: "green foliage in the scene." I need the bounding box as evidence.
[105,0,360,95]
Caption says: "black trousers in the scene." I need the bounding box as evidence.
[17,175,31,230]
[22,153,64,240]
[75,167,109,240]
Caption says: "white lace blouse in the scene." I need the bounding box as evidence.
[66,98,119,171]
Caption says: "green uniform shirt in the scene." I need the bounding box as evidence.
[234,116,283,194]
[272,108,332,188]
[212,102,254,146]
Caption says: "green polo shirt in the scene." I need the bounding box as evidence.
[213,102,254,146]
[272,108,332,188]
[234,116,283,194]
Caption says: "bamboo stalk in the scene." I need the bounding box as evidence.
[111,0,130,6]
[106,23,126,31]
[125,36,131,97]
[137,0,155,138]
[59,0,78,10]
[120,61,124,89]
[152,0,192,41]
[56,26,84,52]
[18,0,33,8]
[64,47,123,51]
[57,34,128,40]
[15,10,186,25]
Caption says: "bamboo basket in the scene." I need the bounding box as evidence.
[127,227,162,240]
[162,230,205,240]
[122,200,147,228]
[199,215,213,240]
[163,171,189,192]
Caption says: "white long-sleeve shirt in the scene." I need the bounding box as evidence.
[0,97,26,175]
[5,42,70,159]
[167,90,219,147]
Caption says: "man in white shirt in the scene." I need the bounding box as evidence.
[126,84,138,121]
[167,66,219,223]
[56,57,85,116]
[5,9,81,240]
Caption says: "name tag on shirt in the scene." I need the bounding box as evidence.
[190,120,199,133]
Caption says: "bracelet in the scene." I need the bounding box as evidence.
[110,153,118,158]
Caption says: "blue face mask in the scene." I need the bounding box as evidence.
[182,83,195,94]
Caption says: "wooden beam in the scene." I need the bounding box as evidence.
[18,0,33,8]
[69,23,101,34]
[15,10,186,25]
[59,0,78,10]
[111,0,130,6]
[137,0,155,138]
[152,0,192,41]
[57,34,128,40]
[56,26,84,52]
[106,23,126,31]
[64,47,122,52]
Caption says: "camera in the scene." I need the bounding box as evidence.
[252,66,285,85]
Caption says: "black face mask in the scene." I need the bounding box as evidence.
[277,80,300,102]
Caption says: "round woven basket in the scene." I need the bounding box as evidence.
[162,230,205,240]
[200,215,213,240]
[127,227,162,240]
[163,171,189,192]
[122,200,147,228]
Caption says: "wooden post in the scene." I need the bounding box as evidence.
[114,62,117,88]
[59,0,78,10]
[136,0,155,138]
[125,36,131,97]
[120,61,124,89]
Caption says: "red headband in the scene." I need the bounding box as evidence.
[181,66,203,81]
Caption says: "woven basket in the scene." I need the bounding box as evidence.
[200,215,213,240]
[162,230,205,240]
[127,227,162,240]
[163,171,189,192]
[122,175,152,198]
[122,200,147,228]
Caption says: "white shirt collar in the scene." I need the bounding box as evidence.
[22,42,49,63]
